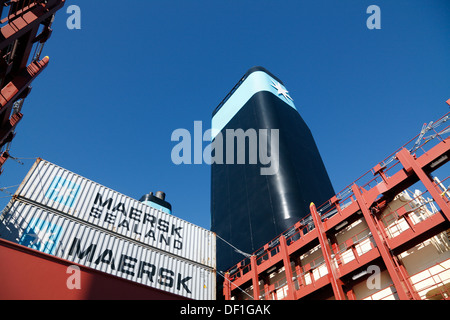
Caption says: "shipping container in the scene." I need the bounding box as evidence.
[0,200,216,300]
[12,159,215,269]
[0,238,190,300]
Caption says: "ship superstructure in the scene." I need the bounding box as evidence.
[223,111,450,300]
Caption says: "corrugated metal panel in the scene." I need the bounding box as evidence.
[0,200,216,300]
[13,159,216,269]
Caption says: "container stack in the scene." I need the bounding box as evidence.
[0,158,216,300]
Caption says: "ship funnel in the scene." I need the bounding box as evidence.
[155,191,166,201]
[139,191,172,215]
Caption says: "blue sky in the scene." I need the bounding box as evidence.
[0,0,449,230]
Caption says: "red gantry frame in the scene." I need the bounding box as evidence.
[0,0,65,175]
[223,110,450,300]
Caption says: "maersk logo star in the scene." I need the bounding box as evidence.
[271,80,293,102]
[45,176,81,208]
[19,217,63,255]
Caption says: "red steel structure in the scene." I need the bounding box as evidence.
[223,110,450,300]
[0,0,65,175]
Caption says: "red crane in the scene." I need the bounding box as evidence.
[0,0,65,175]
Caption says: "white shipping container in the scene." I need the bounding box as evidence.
[0,200,216,300]
[12,159,215,268]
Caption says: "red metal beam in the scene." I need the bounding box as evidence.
[352,184,420,300]
[0,111,22,148]
[0,150,8,174]
[310,202,346,300]
[250,255,260,300]
[0,56,48,126]
[279,235,296,300]
[223,272,232,300]
[396,148,450,221]
[0,0,65,51]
